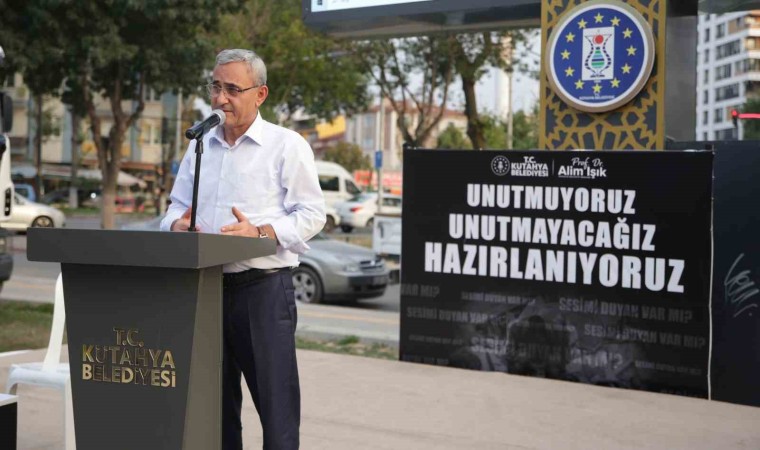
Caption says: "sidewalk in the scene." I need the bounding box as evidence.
[2,348,759,449]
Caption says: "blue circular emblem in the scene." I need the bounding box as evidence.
[545,0,655,113]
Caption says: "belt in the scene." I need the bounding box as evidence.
[223,267,292,287]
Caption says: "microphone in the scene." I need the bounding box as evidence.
[185,109,225,140]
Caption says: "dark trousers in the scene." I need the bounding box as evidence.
[222,269,300,450]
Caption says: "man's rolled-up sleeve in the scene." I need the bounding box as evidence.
[270,138,326,254]
[160,143,195,231]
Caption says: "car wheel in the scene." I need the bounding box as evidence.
[341,225,354,233]
[32,216,54,228]
[292,266,323,304]
[323,216,336,233]
[365,218,374,228]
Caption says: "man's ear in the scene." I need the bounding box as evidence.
[256,85,269,107]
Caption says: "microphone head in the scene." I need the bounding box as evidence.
[211,109,226,126]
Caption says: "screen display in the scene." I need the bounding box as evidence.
[310,0,433,13]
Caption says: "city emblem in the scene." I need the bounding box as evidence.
[545,0,655,113]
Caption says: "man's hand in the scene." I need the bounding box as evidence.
[221,207,259,237]
[170,208,197,232]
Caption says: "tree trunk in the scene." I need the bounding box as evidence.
[461,76,485,150]
[69,109,80,209]
[100,131,124,230]
[35,94,44,197]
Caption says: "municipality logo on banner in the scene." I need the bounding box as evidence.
[491,155,551,178]
[546,0,655,113]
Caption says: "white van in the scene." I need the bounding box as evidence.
[315,160,362,231]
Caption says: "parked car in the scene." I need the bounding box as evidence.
[121,218,389,304]
[41,188,101,208]
[316,160,362,208]
[4,193,66,231]
[14,183,36,202]
[337,193,402,233]
[295,232,389,304]
[323,204,340,232]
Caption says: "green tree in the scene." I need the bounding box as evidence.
[511,106,539,149]
[323,142,371,173]
[451,30,538,149]
[214,0,370,124]
[742,97,760,139]
[436,124,471,149]
[0,0,240,228]
[358,37,456,147]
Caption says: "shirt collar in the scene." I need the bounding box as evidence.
[211,111,265,147]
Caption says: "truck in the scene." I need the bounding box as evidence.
[0,45,15,292]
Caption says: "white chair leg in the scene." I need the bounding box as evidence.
[64,378,76,450]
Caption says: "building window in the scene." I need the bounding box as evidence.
[716,40,741,59]
[703,110,709,125]
[716,23,726,39]
[704,69,709,84]
[704,27,711,42]
[703,132,709,140]
[715,63,732,81]
[714,108,724,123]
[715,83,740,101]
[703,90,709,104]
[704,49,710,64]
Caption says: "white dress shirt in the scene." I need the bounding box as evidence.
[160,113,326,272]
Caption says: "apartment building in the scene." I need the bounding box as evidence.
[345,98,468,171]
[2,73,183,190]
[697,11,760,140]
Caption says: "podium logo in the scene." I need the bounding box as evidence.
[81,327,177,388]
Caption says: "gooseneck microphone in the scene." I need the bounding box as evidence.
[185,109,226,140]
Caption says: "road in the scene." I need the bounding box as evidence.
[1,217,401,345]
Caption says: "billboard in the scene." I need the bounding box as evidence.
[400,149,713,398]
[302,0,541,37]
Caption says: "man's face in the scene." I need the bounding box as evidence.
[211,61,268,130]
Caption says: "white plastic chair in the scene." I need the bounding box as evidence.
[6,273,76,449]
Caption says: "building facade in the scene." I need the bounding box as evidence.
[344,98,468,171]
[697,11,760,140]
[2,73,184,192]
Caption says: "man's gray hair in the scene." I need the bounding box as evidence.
[216,49,267,86]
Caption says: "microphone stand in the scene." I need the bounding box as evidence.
[188,137,203,232]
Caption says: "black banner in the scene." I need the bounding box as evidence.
[400,150,713,398]
[710,143,760,407]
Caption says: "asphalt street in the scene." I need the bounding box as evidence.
[1,217,401,346]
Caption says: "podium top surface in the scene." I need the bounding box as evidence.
[27,228,277,269]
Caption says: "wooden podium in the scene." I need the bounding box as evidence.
[27,228,276,450]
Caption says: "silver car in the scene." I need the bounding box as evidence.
[5,193,66,231]
[122,219,389,304]
[294,232,389,304]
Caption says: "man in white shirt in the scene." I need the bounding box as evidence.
[161,49,325,450]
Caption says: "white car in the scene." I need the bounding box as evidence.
[337,193,401,232]
[5,193,66,231]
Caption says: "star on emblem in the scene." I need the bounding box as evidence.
[561,49,571,60]
[621,63,632,74]
[578,18,587,29]
[594,13,604,23]
[566,32,575,43]
[627,45,637,56]
[611,78,620,88]
[623,28,633,38]
[565,67,575,77]
[611,16,621,26]
[575,79,584,89]
[593,83,602,94]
